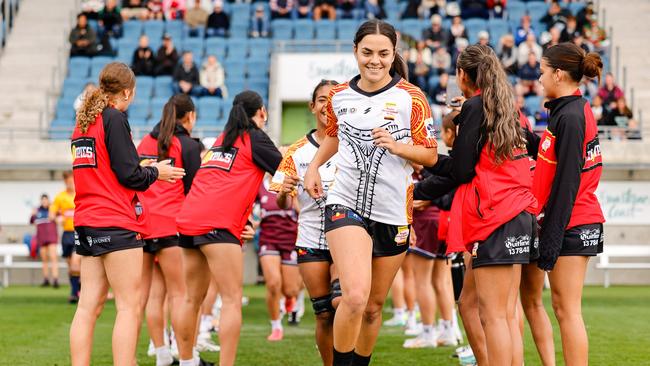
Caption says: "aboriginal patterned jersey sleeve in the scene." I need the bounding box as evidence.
[269,137,307,196]
[397,80,438,149]
[325,83,350,137]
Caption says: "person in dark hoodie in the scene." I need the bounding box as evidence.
[136,94,202,366]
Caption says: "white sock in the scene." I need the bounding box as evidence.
[422,324,434,336]
[271,319,283,330]
[394,307,405,318]
[179,360,194,366]
[441,319,452,330]
[156,346,173,366]
[407,310,417,324]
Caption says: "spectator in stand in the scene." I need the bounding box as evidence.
[516,94,533,121]
[476,30,492,49]
[199,55,228,98]
[515,15,535,46]
[497,33,517,75]
[573,32,591,53]
[517,52,542,96]
[364,0,386,20]
[206,1,230,37]
[576,0,595,31]
[270,0,294,20]
[579,77,599,100]
[461,0,488,19]
[560,15,579,43]
[487,0,505,19]
[295,0,312,19]
[517,32,542,67]
[450,37,469,73]
[132,35,155,76]
[540,1,570,31]
[98,0,123,38]
[313,0,336,20]
[409,40,433,69]
[69,13,97,57]
[431,45,451,74]
[598,73,624,108]
[447,15,468,50]
[147,0,165,19]
[422,14,448,51]
[337,0,356,19]
[31,194,60,288]
[583,17,608,54]
[602,97,633,128]
[164,0,186,20]
[154,34,180,75]
[533,97,550,126]
[402,0,444,20]
[591,95,604,124]
[121,0,150,20]
[543,27,561,51]
[401,0,421,19]
[173,51,201,96]
[429,72,448,123]
[81,0,104,20]
[250,4,270,38]
[185,0,208,37]
[74,83,98,112]
[408,52,431,95]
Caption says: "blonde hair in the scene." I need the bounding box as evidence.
[457,44,525,162]
[76,62,135,133]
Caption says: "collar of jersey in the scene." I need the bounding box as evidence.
[306,129,320,148]
[349,73,401,98]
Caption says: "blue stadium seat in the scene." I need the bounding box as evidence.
[150,98,167,121]
[337,19,359,41]
[69,57,90,78]
[525,95,543,115]
[49,122,74,140]
[507,2,527,22]
[56,100,76,121]
[271,19,293,40]
[226,38,248,59]
[128,104,150,120]
[118,38,138,58]
[231,2,251,18]
[129,118,148,128]
[465,18,489,44]
[205,38,227,59]
[89,56,114,79]
[227,81,246,96]
[62,78,87,99]
[230,24,249,39]
[195,118,219,129]
[400,19,424,39]
[153,76,173,97]
[181,38,204,58]
[246,59,270,79]
[144,20,165,40]
[224,60,246,78]
[488,19,511,41]
[568,2,585,15]
[50,118,74,128]
[136,76,154,97]
[315,20,337,40]
[248,38,271,58]
[198,98,223,120]
[247,80,269,95]
[293,19,315,40]
[526,2,548,22]
[123,20,143,38]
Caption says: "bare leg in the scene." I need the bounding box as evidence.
[158,246,187,348]
[412,255,435,326]
[260,255,283,322]
[433,258,455,321]
[146,263,167,347]
[458,253,488,365]
[521,263,556,366]
[508,265,524,366]
[177,248,211,361]
[48,244,60,281]
[299,261,334,366]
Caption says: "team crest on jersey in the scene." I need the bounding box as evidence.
[541,136,552,153]
[71,137,97,169]
[472,242,479,257]
[394,226,409,245]
[201,146,238,171]
[424,117,436,138]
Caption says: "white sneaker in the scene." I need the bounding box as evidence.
[296,290,305,320]
[383,314,406,327]
[404,322,423,336]
[452,310,464,344]
[403,333,438,349]
[437,326,459,347]
[147,339,155,357]
[155,349,174,366]
[196,333,220,352]
[170,332,179,359]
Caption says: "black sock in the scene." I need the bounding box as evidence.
[70,275,80,297]
[351,352,372,366]
[333,348,355,366]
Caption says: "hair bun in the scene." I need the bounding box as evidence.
[581,52,603,79]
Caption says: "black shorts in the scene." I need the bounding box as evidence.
[178,228,240,249]
[324,204,410,257]
[74,226,144,257]
[143,235,179,254]
[61,231,76,258]
[559,223,604,256]
[471,211,536,269]
[408,241,449,260]
[296,246,333,264]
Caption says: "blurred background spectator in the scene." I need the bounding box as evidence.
[250,4,270,38]
[173,51,201,96]
[185,0,209,37]
[121,0,150,20]
[200,55,228,98]
[69,14,97,57]
[132,35,155,76]
[270,0,294,20]
[154,34,179,75]
[99,0,123,38]
[206,1,230,37]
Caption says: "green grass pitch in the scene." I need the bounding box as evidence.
[1,285,649,365]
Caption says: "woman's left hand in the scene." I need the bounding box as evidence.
[241,224,255,241]
[372,128,402,155]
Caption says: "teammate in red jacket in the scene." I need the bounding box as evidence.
[69,62,184,366]
[175,91,282,366]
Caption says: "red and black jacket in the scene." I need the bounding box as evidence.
[137,123,202,239]
[530,90,604,270]
[71,107,158,234]
[176,128,282,243]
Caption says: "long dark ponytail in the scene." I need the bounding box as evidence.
[158,94,195,160]
[354,19,408,81]
[222,90,264,151]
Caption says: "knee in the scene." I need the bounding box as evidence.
[341,289,368,315]
[282,283,299,298]
[362,301,384,324]
[315,311,334,325]
[458,294,476,319]
[266,278,282,295]
[551,298,578,322]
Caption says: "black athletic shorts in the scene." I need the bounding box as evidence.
[74,226,144,257]
[143,235,179,254]
[296,246,333,264]
[559,223,604,256]
[61,231,76,258]
[408,241,449,260]
[324,204,410,257]
[178,228,240,249]
[471,211,536,269]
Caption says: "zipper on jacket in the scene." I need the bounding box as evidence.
[475,187,484,218]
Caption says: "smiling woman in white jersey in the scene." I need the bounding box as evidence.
[304,20,438,366]
[271,79,340,365]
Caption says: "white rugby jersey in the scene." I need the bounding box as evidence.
[270,131,337,250]
[325,74,437,226]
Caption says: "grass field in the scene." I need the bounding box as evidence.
[1,285,650,365]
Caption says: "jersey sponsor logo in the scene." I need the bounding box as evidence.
[579,228,601,247]
[394,225,409,245]
[505,235,531,256]
[583,136,602,172]
[424,117,436,139]
[71,137,97,169]
[363,107,372,114]
[201,146,238,171]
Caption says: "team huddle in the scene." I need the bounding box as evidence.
[67,19,604,366]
